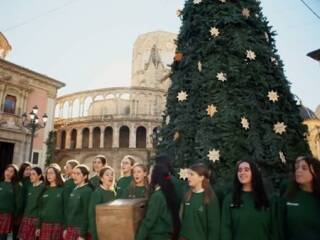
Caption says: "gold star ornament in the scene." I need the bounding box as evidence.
[198,61,202,72]
[177,91,188,102]
[274,122,287,135]
[210,27,220,38]
[207,104,218,117]
[242,8,251,18]
[216,72,227,82]
[279,151,286,164]
[241,117,250,130]
[173,132,180,141]
[207,149,220,162]
[246,50,256,60]
[268,90,279,103]
[179,168,189,180]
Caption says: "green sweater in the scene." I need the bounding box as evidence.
[63,178,75,217]
[116,176,132,199]
[221,192,275,240]
[123,186,147,199]
[38,186,64,226]
[0,181,15,214]
[24,182,45,218]
[180,191,220,240]
[136,189,173,240]
[16,177,32,216]
[89,175,100,189]
[88,186,115,240]
[280,189,320,240]
[66,184,92,237]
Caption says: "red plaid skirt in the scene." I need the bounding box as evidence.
[64,227,81,240]
[64,227,91,240]
[0,213,12,234]
[18,217,38,240]
[39,222,63,240]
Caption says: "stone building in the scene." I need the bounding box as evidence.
[53,31,177,173]
[0,33,65,173]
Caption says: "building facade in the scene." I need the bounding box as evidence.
[0,33,65,173]
[53,31,176,173]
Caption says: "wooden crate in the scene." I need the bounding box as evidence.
[96,198,147,240]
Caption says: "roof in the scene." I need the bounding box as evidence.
[0,58,65,89]
[299,105,318,120]
[307,49,320,61]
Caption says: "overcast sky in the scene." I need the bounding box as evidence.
[1,0,319,110]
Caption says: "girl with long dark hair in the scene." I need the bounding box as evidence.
[180,163,220,240]
[116,155,136,198]
[0,164,18,240]
[279,156,320,240]
[154,154,185,205]
[64,164,93,240]
[36,166,65,240]
[88,166,116,240]
[89,155,107,189]
[221,160,274,240]
[18,167,45,240]
[136,164,181,240]
[123,163,149,199]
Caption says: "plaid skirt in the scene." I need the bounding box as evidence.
[64,227,81,240]
[18,217,38,240]
[0,213,12,234]
[39,222,63,240]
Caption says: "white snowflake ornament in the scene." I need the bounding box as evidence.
[246,50,256,60]
[216,72,227,82]
[207,149,220,162]
[210,27,220,38]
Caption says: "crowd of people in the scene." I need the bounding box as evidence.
[0,154,319,240]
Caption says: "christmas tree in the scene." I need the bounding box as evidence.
[157,0,310,187]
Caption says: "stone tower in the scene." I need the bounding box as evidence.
[131,31,177,90]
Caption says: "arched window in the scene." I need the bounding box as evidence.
[3,95,16,114]
[104,127,113,148]
[82,128,89,148]
[61,131,66,150]
[70,129,77,149]
[136,126,146,148]
[93,127,101,148]
[119,126,130,148]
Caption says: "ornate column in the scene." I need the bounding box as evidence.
[100,126,105,148]
[112,124,119,148]
[65,129,71,149]
[129,124,136,148]
[89,127,93,148]
[76,128,82,149]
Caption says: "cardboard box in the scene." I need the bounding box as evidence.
[96,198,147,240]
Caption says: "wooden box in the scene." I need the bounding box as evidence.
[96,198,147,240]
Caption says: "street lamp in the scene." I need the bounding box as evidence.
[22,105,48,163]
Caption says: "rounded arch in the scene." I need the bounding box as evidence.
[82,128,89,148]
[72,99,80,118]
[70,129,77,149]
[62,101,69,118]
[104,127,113,148]
[83,97,93,117]
[152,127,159,148]
[61,130,66,150]
[93,127,101,148]
[136,126,146,148]
[119,126,130,148]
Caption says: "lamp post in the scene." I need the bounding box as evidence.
[22,105,48,163]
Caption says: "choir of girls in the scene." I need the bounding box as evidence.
[0,154,319,240]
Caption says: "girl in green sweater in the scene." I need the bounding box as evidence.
[64,164,93,240]
[0,164,19,240]
[116,155,135,198]
[18,167,45,240]
[13,162,32,240]
[89,155,107,189]
[279,156,320,240]
[88,166,116,240]
[180,163,220,240]
[124,163,149,199]
[136,164,181,240]
[221,160,275,240]
[37,165,65,240]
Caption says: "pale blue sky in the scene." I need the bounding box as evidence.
[1,0,319,110]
